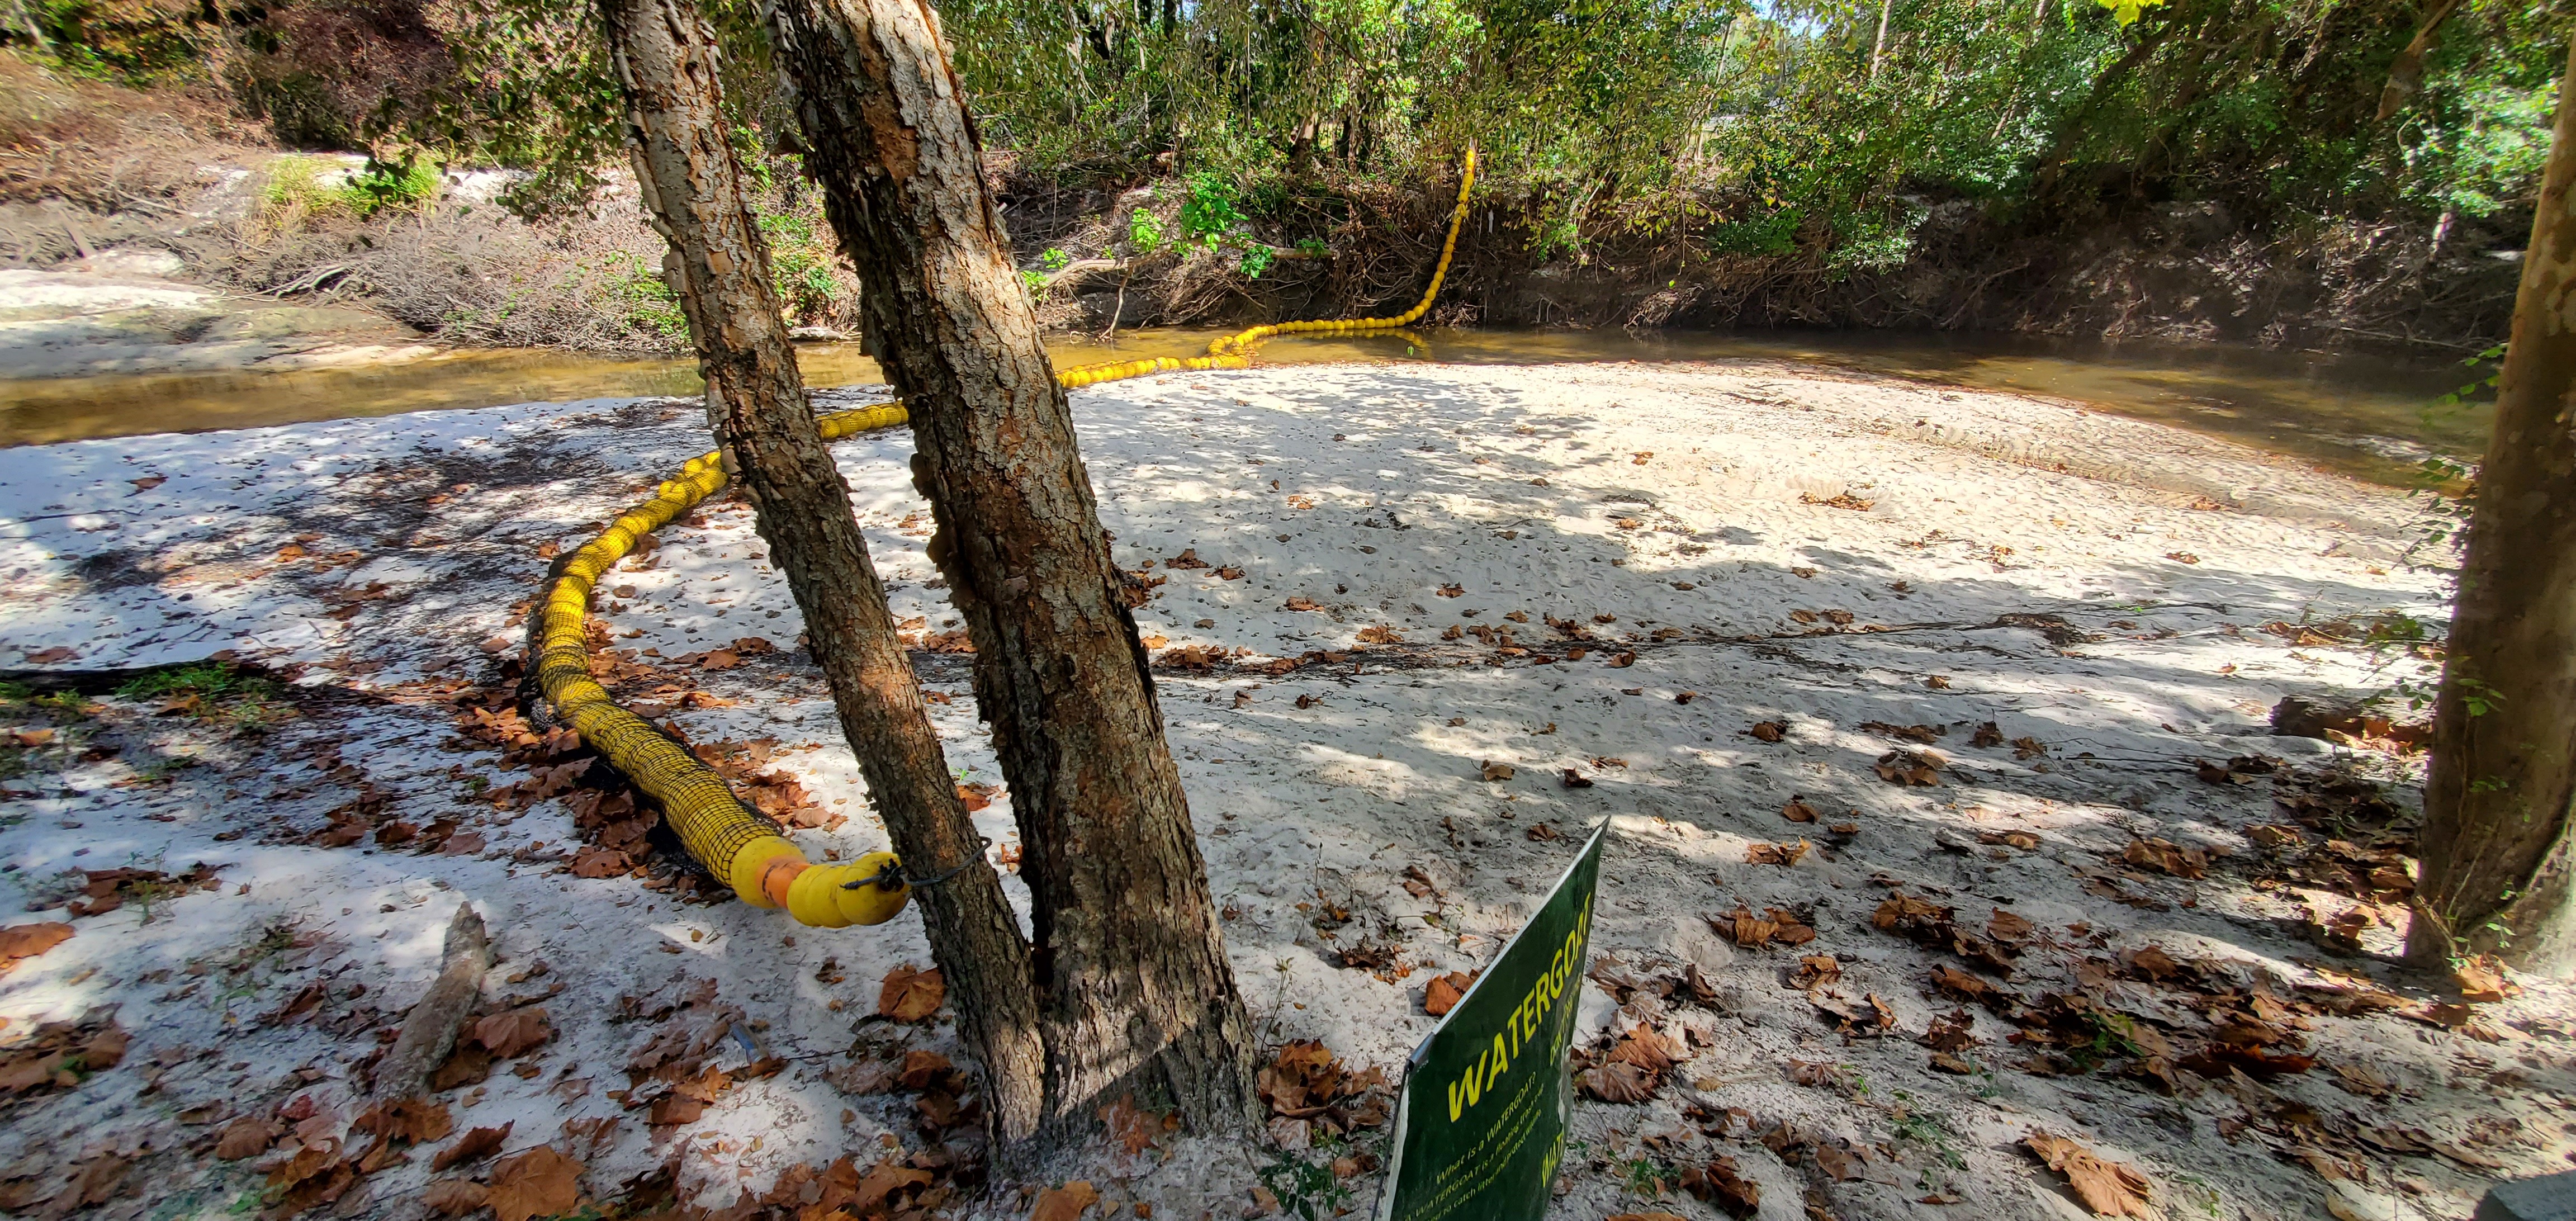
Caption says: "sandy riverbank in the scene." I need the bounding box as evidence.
[0,267,439,380]
[0,361,2559,1221]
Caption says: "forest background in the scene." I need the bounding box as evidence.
[0,0,2561,352]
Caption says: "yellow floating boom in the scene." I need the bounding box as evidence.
[531,152,1476,927]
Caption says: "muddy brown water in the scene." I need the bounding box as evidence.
[0,328,2483,486]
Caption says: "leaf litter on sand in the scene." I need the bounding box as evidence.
[1712,903,1816,948]
[2024,1132,2153,1217]
[879,964,945,1022]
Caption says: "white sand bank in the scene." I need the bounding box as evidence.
[0,360,2561,1221]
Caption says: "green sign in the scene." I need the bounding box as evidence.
[1377,821,1605,1221]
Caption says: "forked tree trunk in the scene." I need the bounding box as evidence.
[761,0,1259,1141]
[595,0,1048,1130]
[2410,39,2576,979]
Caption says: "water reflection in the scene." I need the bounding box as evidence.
[0,327,2484,485]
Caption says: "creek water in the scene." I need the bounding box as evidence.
[0,327,2484,486]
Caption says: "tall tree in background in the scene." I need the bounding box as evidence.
[592,0,1049,1129]
[2411,39,2576,978]
[763,0,1259,1137]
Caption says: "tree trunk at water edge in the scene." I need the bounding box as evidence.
[2409,39,2576,979]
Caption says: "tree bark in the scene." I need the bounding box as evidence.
[2410,39,2576,979]
[762,0,1259,1142]
[1868,0,1894,80]
[595,0,1049,1130]
[2375,0,2461,123]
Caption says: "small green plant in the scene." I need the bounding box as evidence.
[1295,236,1329,258]
[116,661,252,702]
[2066,1011,2147,1069]
[344,158,440,217]
[1257,1151,1353,1221]
[1020,268,1049,294]
[1039,247,1072,272]
[758,209,847,324]
[127,850,171,925]
[31,690,94,721]
[1620,1154,1678,1196]
[116,661,280,733]
[1179,172,1248,250]
[2457,676,2506,717]
[1888,1099,1964,1169]
[259,155,438,228]
[1128,207,1167,254]
[600,253,691,347]
[1238,244,1275,278]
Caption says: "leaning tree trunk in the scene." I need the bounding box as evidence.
[595,0,1048,1130]
[2409,39,2576,979]
[761,0,1259,1142]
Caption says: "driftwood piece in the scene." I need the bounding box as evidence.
[373,902,489,1099]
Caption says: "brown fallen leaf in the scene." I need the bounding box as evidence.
[1479,760,1516,782]
[1874,750,1943,786]
[473,1008,552,1059]
[1100,1095,1173,1158]
[1791,955,1841,990]
[1929,964,2005,1006]
[1748,721,1785,742]
[486,1144,584,1221]
[214,1116,281,1160]
[1526,822,1561,841]
[2121,838,2208,879]
[1971,721,2004,748]
[2023,1132,2152,1217]
[1860,721,1944,744]
[1607,1028,1682,1076]
[1424,971,1477,1017]
[2453,954,2518,1003]
[1745,840,1811,867]
[353,1097,454,1145]
[879,965,945,1023]
[431,1123,513,1172]
[423,1178,490,1217]
[0,922,73,972]
[1576,1060,1656,1103]
[1712,903,1815,948]
[1682,1155,1760,1218]
[1031,1179,1100,1221]
[1922,1008,1976,1052]
[1780,797,1819,824]
[1560,768,1594,789]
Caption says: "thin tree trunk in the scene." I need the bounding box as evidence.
[762,0,1259,1146]
[2409,39,2576,979]
[594,0,1049,1130]
[2376,0,2462,122]
[1869,0,1895,80]
[2030,17,2174,201]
